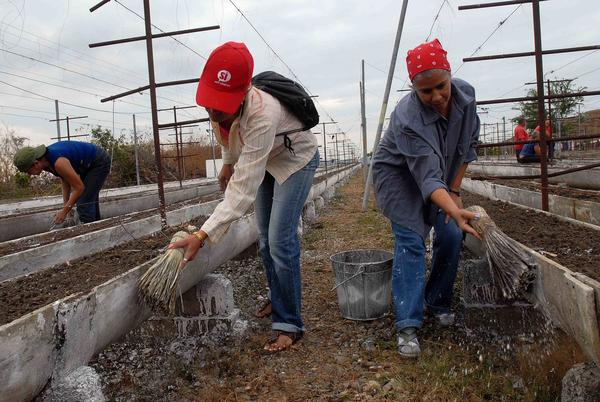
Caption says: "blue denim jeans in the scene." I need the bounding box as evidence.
[255,151,319,334]
[77,149,111,223]
[391,210,463,331]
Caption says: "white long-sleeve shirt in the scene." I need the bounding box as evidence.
[200,86,318,242]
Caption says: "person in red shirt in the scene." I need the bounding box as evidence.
[513,116,529,160]
[534,119,553,160]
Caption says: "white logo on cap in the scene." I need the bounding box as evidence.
[217,70,232,83]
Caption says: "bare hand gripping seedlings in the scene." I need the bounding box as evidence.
[467,205,537,301]
[138,231,189,314]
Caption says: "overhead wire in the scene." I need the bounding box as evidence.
[425,1,449,42]
[226,0,343,133]
[0,79,142,115]
[113,0,208,60]
[0,22,193,110]
[0,69,150,111]
[0,47,198,112]
[454,4,523,75]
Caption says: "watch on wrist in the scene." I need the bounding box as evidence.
[449,189,461,197]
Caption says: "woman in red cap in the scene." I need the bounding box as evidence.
[170,42,319,353]
[372,39,480,358]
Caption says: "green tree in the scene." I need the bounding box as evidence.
[518,79,584,132]
[90,125,137,187]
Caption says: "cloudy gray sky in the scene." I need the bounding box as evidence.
[1,0,599,156]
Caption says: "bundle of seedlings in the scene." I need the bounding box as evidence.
[138,230,188,314]
[467,205,537,301]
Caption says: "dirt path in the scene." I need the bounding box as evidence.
[89,172,584,401]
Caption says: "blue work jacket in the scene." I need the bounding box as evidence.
[372,78,480,239]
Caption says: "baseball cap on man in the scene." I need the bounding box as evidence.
[196,42,254,115]
[13,145,47,172]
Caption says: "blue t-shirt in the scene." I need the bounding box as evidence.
[519,142,537,157]
[46,141,98,176]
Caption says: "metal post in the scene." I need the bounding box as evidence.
[323,132,329,173]
[502,116,506,159]
[362,0,409,210]
[532,0,549,211]
[133,114,141,186]
[322,123,328,173]
[208,127,217,178]
[66,116,71,140]
[143,0,167,225]
[360,59,368,176]
[334,132,340,167]
[54,100,61,141]
[173,106,182,187]
[483,124,487,158]
[578,104,582,135]
[547,79,553,161]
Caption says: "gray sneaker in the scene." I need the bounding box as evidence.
[397,329,420,358]
[435,313,455,327]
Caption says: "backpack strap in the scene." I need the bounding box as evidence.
[275,127,310,156]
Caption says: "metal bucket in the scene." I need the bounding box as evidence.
[330,249,393,321]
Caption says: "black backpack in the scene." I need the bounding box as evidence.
[251,71,319,154]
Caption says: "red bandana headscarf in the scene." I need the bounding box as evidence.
[406,39,451,81]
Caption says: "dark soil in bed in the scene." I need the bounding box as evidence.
[0,217,207,326]
[478,177,600,203]
[0,192,223,258]
[462,191,599,281]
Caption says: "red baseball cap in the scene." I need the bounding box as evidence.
[196,42,254,114]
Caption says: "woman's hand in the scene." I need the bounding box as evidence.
[449,208,481,240]
[218,164,233,191]
[168,232,206,268]
[445,192,463,224]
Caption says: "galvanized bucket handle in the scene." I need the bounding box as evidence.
[331,266,365,291]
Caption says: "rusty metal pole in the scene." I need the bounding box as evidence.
[322,122,328,173]
[532,0,549,211]
[362,0,409,211]
[143,0,167,225]
[66,116,71,140]
[173,106,183,188]
[360,59,368,177]
[546,79,553,161]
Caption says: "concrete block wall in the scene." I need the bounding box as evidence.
[464,234,600,365]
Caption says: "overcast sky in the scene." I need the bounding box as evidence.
[1,0,599,156]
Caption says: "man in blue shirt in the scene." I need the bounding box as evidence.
[372,39,480,358]
[14,141,110,224]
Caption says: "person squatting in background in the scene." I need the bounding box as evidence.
[513,116,530,160]
[169,42,319,353]
[372,39,481,358]
[518,131,542,164]
[13,140,110,224]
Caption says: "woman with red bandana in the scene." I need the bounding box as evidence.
[372,39,480,358]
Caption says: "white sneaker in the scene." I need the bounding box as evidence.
[397,329,420,358]
[435,313,455,327]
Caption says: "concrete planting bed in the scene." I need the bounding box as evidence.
[0,165,358,402]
